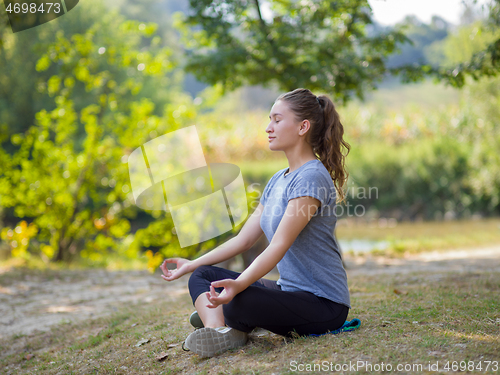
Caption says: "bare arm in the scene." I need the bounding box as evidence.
[190,202,265,268]
[161,202,265,280]
[206,196,321,307]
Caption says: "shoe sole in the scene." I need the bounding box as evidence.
[185,327,248,358]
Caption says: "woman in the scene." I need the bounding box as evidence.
[160,88,351,358]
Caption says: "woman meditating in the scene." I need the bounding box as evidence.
[160,88,352,358]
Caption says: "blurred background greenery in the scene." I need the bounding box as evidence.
[1,0,499,271]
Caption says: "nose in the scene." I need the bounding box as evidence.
[266,120,273,134]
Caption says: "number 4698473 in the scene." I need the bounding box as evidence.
[444,361,498,372]
[5,2,62,14]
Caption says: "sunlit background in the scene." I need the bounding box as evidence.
[368,0,490,25]
[1,2,500,372]
[1,0,499,269]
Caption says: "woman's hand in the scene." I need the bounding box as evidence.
[160,258,193,281]
[205,279,244,308]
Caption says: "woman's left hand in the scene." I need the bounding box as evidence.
[205,279,243,308]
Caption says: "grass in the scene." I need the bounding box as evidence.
[0,265,85,286]
[336,217,500,256]
[361,78,461,111]
[1,268,499,374]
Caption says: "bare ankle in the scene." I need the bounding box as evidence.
[204,321,225,328]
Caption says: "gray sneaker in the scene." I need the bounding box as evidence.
[189,311,204,329]
[184,327,248,358]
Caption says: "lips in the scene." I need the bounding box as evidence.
[268,137,275,141]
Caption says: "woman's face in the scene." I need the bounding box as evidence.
[266,100,303,151]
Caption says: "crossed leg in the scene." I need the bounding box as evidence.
[188,265,348,337]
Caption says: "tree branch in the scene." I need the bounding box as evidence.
[252,0,276,50]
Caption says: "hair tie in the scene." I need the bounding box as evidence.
[316,96,321,106]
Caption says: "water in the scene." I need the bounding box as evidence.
[337,239,390,254]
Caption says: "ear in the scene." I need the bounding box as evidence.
[299,119,311,136]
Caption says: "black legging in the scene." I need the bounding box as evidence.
[188,265,349,338]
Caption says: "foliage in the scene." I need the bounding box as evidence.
[0,0,184,151]
[328,83,499,219]
[425,21,500,69]
[173,0,500,101]
[0,220,38,260]
[392,0,500,87]
[386,15,450,68]
[2,0,500,269]
[174,0,410,103]
[345,137,477,220]
[0,0,204,265]
[339,14,500,220]
[0,0,266,267]
[202,82,500,221]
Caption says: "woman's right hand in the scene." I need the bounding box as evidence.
[160,258,194,281]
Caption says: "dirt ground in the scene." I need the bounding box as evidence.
[1,245,500,341]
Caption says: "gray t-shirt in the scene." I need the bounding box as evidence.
[259,159,351,308]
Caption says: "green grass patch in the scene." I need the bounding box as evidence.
[1,269,498,374]
[337,217,500,256]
